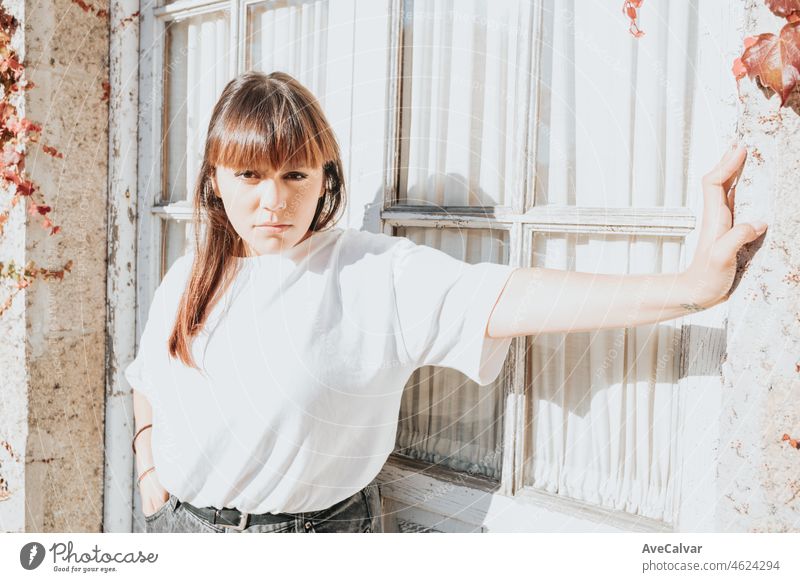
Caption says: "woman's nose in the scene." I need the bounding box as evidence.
[257,179,286,212]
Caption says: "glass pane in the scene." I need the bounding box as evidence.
[397,0,532,207]
[163,10,231,205]
[246,0,329,95]
[524,232,684,522]
[393,226,510,480]
[160,219,191,279]
[534,1,696,207]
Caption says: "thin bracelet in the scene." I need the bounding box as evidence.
[131,424,153,455]
[137,466,155,487]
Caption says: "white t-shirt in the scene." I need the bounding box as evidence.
[125,226,517,513]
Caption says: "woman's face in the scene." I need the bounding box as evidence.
[212,162,325,256]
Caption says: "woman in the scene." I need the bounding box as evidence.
[127,71,767,533]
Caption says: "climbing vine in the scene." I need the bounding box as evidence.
[0,6,72,318]
[625,0,800,109]
[733,0,800,107]
[622,0,645,38]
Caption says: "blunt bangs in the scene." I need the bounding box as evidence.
[207,89,328,172]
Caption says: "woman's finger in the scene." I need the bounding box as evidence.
[712,221,767,266]
[726,186,736,217]
[722,148,746,193]
[703,145,747,191]
[696,146,747,256]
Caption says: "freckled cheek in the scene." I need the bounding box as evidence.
[228,195,256,228]
[284,187,316,219]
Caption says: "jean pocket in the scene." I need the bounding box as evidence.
[309,481,381,533]
[362,482,382,533]
[144,493,174,523]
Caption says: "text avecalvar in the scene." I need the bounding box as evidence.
[642,544,702,554]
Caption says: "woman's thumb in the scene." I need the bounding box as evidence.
[715,221,767,261]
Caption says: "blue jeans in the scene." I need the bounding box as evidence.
[143,479,382,533]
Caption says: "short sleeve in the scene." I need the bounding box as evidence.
[124,282,164,401]
[124,254,191,400]
[391,238,518,386]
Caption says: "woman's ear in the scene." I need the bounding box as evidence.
[210,170,219,196]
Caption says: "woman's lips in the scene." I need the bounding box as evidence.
[254,224,290,233]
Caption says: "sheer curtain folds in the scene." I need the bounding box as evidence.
[525,1,698,522]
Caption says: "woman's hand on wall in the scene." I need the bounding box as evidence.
[681,145,768,310]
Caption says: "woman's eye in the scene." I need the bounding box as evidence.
[235,171,305,181]
[235,171,258,180]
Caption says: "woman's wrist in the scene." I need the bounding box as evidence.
[137,466,156,487]
[677,266,726,312]
[132,424,153,454]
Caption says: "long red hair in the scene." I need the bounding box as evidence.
[168,71,346,369]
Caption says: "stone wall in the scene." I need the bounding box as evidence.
[717,0,800,531]
[0,0,109,532]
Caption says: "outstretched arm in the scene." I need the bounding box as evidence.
[487,145,768,338]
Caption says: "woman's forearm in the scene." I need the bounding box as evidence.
[132,390,155,476]
[486,147,769,339]
[488,267,702,338]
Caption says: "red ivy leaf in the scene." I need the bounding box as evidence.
[5,114,42,136]
[622,0,645,38]
[782,433,800,449]
[0,12,18,35]
[28,202,50,216]
[0,55,23,81]
[733,36,759,80]
[740,21,800,106]
[2,170,36,196]
[42,144,64,159]
[766,0,800,20]
[1,142,22,166]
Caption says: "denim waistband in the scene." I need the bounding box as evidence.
[178,499,292,530]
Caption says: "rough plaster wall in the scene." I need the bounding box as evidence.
[0,0,29,534]
[717,0,800,531]
[21,0,109,532]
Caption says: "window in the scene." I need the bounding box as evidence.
[136,0,702,531]
[385,0,697,528]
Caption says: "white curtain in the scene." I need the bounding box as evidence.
[526,0,697,522]
[527,233,683,520]
[163,10,231,275]
[165,11,231,206]
[394,227,509,480]
[535,0,693,207]
[391,0,533,481]
[246,0,329,98]
[398,0,532,207]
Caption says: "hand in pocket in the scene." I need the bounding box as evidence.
[139,469,170,517]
